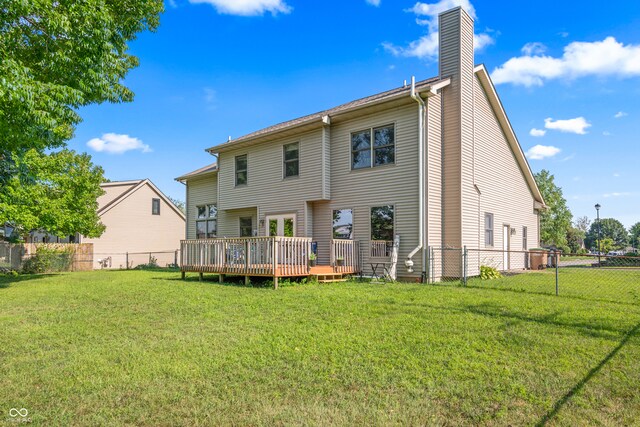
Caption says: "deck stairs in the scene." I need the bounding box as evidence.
[309,265,348,283]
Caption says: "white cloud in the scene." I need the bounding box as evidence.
[406,0,476,21]
[614,111,628,118]
[521,42,546,56]
[383,0,493,60]
[613,173,621,177]
[544,117,591,135]
[529,128,546,137]
[366,0,381,6]
[188,0,291,16]
[525,145,561,160]
[87,133,151,154]
[492,37,640,86]
[603,131,611,136]
[603,192,632,198]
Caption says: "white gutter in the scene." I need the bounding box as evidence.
[406,76,426,279]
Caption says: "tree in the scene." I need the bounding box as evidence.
[0,150,106,239]
[598,238,614,255]
[0,0,162,232]
[585,218,629,250]
[168,197,186,215]
[566,227,585,253]
[534,170,572,247]
[629,222,640,249]
[0,0,163,157]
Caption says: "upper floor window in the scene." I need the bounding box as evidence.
[152,198,160,215]
[196,204,217,239]
[351,124,395,170]
[484,213,494,247]
[235,155,247,186]
[283,142,299,178]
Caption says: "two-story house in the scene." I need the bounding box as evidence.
[176,7,545,285]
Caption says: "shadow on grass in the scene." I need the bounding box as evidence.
[159,273,279,289]
[461,280,640,309]
[536,320,640,426]
[0,273,60,288]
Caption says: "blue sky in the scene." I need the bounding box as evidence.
[68,0,640,228]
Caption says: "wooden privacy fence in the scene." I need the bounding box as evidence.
[181,236,313,277]
[1,243,94,272]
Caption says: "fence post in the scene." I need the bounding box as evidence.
[174,250,178,267]
[463,246,468,286]
[555,251,559,296]
[126,252,129,270]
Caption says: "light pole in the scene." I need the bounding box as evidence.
[595,203,601,267]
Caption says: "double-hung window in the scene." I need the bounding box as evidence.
[196,204,217,239]
[283,142,299,178]
[522,226,528,250]
[235,155,247,186]
[351,124,395,170]
[370,205,394,257]
[484,213,494,247]
[332,209,353,239]
[152,198,160,215]
[239,217,253,237]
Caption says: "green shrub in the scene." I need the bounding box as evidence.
[480,265,502,280]
[577,248,588,255]
[21,246,74,274]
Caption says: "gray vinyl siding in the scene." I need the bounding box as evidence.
[427,93,443,278]
[325,103,422,276]
[439,9,463,251]
[217,129,323,237]
[185,174,218,239]
[218,208,258,237]
[472,73,539,272]
[459,9,479,251]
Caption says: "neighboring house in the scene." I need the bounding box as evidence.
[82,180,186,269]
[176,7,545,282]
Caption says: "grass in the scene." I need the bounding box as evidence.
[1,270,639,426]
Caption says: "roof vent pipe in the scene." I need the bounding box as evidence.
[406,76,426,278]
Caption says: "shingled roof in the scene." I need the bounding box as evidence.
[206,76,442,153]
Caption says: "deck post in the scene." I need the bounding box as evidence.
[273,276,278,290]
[245,275,250,285]
[199,272,203,281]
[181,271,185,280]
[219,274,224,283]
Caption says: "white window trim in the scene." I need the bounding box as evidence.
[350,123,396,171]
[282,142,300,179]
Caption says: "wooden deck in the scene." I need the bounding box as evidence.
[180,237,360,288]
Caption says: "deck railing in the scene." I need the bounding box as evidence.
[370,240,394,258]
[331,239,361,273]
[181,236,312,277]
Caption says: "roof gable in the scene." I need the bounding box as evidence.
[98,179,186,220]
[473,64,545,207]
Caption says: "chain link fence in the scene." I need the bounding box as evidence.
[1,242,180,272]
[429,247,640,305]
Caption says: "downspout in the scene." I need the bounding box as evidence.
[405,76,426,280]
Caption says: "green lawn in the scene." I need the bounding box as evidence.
[1,270,639,426]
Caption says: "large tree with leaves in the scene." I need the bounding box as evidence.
[534,170,572,247]
[1,150,106,239]
[0,0,163,232]
[585,218,629,250]
[630,222,640,249]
